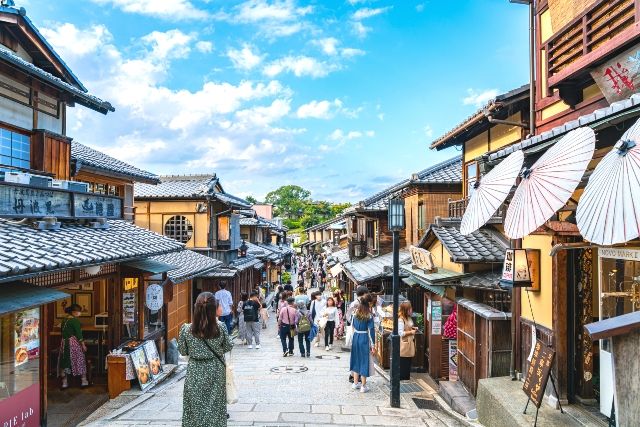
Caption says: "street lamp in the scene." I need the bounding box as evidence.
[239,240,248,258]
[388,198,405,408]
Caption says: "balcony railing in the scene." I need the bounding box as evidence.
[546,0,637,88]
[447,197,504,223]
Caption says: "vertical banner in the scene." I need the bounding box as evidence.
[431,300,442,335]
[449,340,458,381]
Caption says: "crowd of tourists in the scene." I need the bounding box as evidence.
[175,252,418,426]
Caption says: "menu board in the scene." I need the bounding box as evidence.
[14,309,40,367]
[130,347,153,391]
[522,341,555,408]
[143,340,162,381]
[431,301,442,335]
[123,293,136,323]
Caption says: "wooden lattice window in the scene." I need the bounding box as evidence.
[164,215,193,243]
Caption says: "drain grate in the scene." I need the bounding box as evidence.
[270,365,308,374]
[385,381,424,393]
[413,398,439,410]
[315,355,340,360]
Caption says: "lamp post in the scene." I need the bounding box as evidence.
[388,198,405,408]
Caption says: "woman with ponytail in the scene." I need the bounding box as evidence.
[179,292,233,426]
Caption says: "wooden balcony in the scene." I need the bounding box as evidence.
[447,197,504,223]
[546,0,639,89]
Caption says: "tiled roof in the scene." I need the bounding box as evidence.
[342,250,411,284]
[0,219,183,282]
[457,298,511,319]
[71,142,159,184]
[489,93,640,162]
[230,255,263,271]
[431,84,529,150]
[349,155,463,212]
[205,267,237,278]
[0,45,113,114]
[327,248,350,265]
[459,270,505,291]
[426,225,507,263]
[413,156,462,184]
[135,175,214,199]
[150,250,222,284]
[214,192,252,209]
[305,215,346,232]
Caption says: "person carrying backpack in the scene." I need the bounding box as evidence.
[296,301,313,357]
[243,291,262,349]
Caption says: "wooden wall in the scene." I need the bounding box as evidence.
[31,131,70,179]
[166,280,191,342]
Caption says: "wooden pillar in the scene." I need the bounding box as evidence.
[552,237,569,402]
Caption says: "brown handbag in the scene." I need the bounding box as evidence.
[400,319,416,358]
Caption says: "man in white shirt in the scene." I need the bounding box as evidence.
[215,283,234,333]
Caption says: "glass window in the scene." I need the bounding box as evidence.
[164,215,194,243]
[143,282,164,338]
[0,129,30,170]
[466,162,478,196]
[418,202,425,230]
[0,309,40,407]
[218,216,230,241]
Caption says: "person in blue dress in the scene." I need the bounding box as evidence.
[349,294,375,393]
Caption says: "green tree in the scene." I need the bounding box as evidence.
[264,185,311,218]
[245,195,258,204]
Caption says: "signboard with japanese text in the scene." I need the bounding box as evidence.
[0,182,122,219]
[501,249,514,282]
[449,340,458,381]
[0,184,71,217]
[522,341,555,408]
[526,250,541,292]
[409,246,436,272]
[145,284,163,311]
[591,43,640,103]
[431,301,442,335]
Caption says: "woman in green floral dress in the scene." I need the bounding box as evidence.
[178,292,233,427]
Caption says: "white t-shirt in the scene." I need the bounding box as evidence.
[323,306,337,322]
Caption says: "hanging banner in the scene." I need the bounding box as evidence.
[449,340,458,381]
[14,308,40,367]
[409,246,436,272]
[591,43,640,104]
[431,301,442,335]
[145,284,163,311]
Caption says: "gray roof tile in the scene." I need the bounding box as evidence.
[71,142,159,184]
[427,225,507,263]
[150,250,222,284]
[343,250,411,284]
[0,219,183,281]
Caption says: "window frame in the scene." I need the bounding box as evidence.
[0,127,31,170]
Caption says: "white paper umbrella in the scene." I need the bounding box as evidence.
[504,127,596,239]
[460,150,524,235]
[577,118,640,245]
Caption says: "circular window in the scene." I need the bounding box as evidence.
[164,216,193,243]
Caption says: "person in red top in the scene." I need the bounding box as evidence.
[278,297,299,357]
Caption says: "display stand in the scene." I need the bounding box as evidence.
[523,371,564,427]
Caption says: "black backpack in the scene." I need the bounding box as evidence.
[243,302,258,322]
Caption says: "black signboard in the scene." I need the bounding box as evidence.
[522,341,555,408]
[0,182,122,219]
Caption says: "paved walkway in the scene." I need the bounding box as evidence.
[85,303,462,426]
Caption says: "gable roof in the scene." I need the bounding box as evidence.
[420,223,508,263]
[430,84,529,150]
[71,142,159,184]
[342,249,411,284]
[150,250,222,284]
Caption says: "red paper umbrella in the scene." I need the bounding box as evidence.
[504,127,596,239]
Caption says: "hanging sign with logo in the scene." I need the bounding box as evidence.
[591,43,640,103]
[145,284,164,311]
[409,246,436,272]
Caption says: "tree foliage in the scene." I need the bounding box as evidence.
[263,185,349,230]
[245,195,258,204]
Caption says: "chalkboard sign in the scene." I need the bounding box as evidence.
[522,341,555,408]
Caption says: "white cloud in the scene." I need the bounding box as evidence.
[227,44,263,70]
[141,30,194,61]
[351,21,371,38]
[416,4,425,12]
[195,41,213,53]
[341,47,365,58]
[224,0,314,38]
[377,113,385,121]
[91,0,209,20]
[352,7,391,20]
[463,88,499,107]
[296,99,339,119]
[315,37,338,55]
[234,98,291,127]
[324,128,374,151]
[424,125,433,138]
[40,23,112,58]
[263,56,339,78]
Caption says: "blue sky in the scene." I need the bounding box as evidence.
[22,0,529,202]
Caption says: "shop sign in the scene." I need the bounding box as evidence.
[591,43,640,104]
[0,383,40,427]
[123,293,136,323]
[145,284,163,311]
[409,246,436,272]
[14,308,39,367]
[522,341,555,408]
[123,278,139,291]
[0,183,122,219]
[431,301,442,335]
[448,340,458,381]
[598,247,640,262]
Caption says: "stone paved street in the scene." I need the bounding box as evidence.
[84,310,463,426]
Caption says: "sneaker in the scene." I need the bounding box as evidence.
[283,352,289,357]
[329,344,332,350]
[248,345,253,349]
[81,380,89,387]
[351,382,361,390]
[288,351,294,356]
[314,342,319,347]
[255,345,261,349]
[325,346,330,351]
[360,385,369,393]
[306,353,310,358]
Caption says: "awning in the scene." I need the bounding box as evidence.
[402,276,446,296]
[150,250,222,284]
[124,259,176,274]
[0,283,70,315]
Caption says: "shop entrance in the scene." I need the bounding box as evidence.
[46,279,111,427]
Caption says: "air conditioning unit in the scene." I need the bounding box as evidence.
[51,180,89,193]
[29,175,52,188]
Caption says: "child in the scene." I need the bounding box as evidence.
[260,302,269,329]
